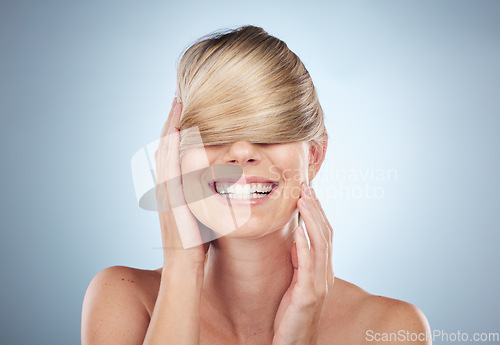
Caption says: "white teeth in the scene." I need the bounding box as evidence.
[243,184,251,194]
[214,182,275,199]
[220,193,268,199]
[234,184,243,194]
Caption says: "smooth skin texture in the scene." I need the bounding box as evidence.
[81,98,431,345]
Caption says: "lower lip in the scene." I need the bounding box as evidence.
[208,184,279,206]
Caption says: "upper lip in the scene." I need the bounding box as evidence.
[209,176,279,186]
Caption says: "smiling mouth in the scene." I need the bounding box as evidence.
[208,179,279,200]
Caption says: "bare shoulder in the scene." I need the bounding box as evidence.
[319,278,431,345]
[81,265,161,345]
[83,265,161,310]
[362,293,430,330]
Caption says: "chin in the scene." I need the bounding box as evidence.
[219,218,282,239]
[189,199,297,241]
[181,166,299,242]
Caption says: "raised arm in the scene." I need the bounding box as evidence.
[82,98,209,345]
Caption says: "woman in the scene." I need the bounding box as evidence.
[82,25,431,344]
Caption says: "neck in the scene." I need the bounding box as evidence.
[201,219,297,342]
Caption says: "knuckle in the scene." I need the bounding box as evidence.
[317,240,327,251]
[299,294,318,309]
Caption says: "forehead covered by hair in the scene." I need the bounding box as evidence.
[176,25,326,157]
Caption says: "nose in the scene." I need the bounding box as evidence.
[223,141,261,166]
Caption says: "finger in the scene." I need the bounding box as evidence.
[291,241,299,270]
[308,185,335,288]
[289,241,299,287]
[297,185,328,293]
[169,98,182,134]
[156,97,182,164]
[294,226,315,303]
[163,104,184,208]
[165,129,181,182]
[156,101,183,185]
[307,186,334,248]
[156,97,178,183]
[309,186,334,245]
[298,183,327,255]
[155,99,183,214]
[300,184,333,273]
[160,97,179,138]
[302,183,331,247]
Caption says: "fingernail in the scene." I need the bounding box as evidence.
[172,97,177,107]
[299,198,309,209]
[297,226,305,237]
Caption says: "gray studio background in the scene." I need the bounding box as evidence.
[1,0,499,344]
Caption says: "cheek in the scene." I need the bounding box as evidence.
[277,158,308,200]
[279,148,309,182]
[180,148,212,207]
[281,168,306,200]
[281,164,308,181]
[180,147,210,175]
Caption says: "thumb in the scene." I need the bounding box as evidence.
[291,240,298,270]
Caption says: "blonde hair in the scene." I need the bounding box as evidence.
[175,25,327,158]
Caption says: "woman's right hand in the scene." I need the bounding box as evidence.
[154,97,209,269]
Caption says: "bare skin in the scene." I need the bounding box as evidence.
[82,98,431,344]
[83,266,430,345]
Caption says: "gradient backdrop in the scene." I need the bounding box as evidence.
[1,0,499,344]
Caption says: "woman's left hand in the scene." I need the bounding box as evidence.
[273,182,334,345]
